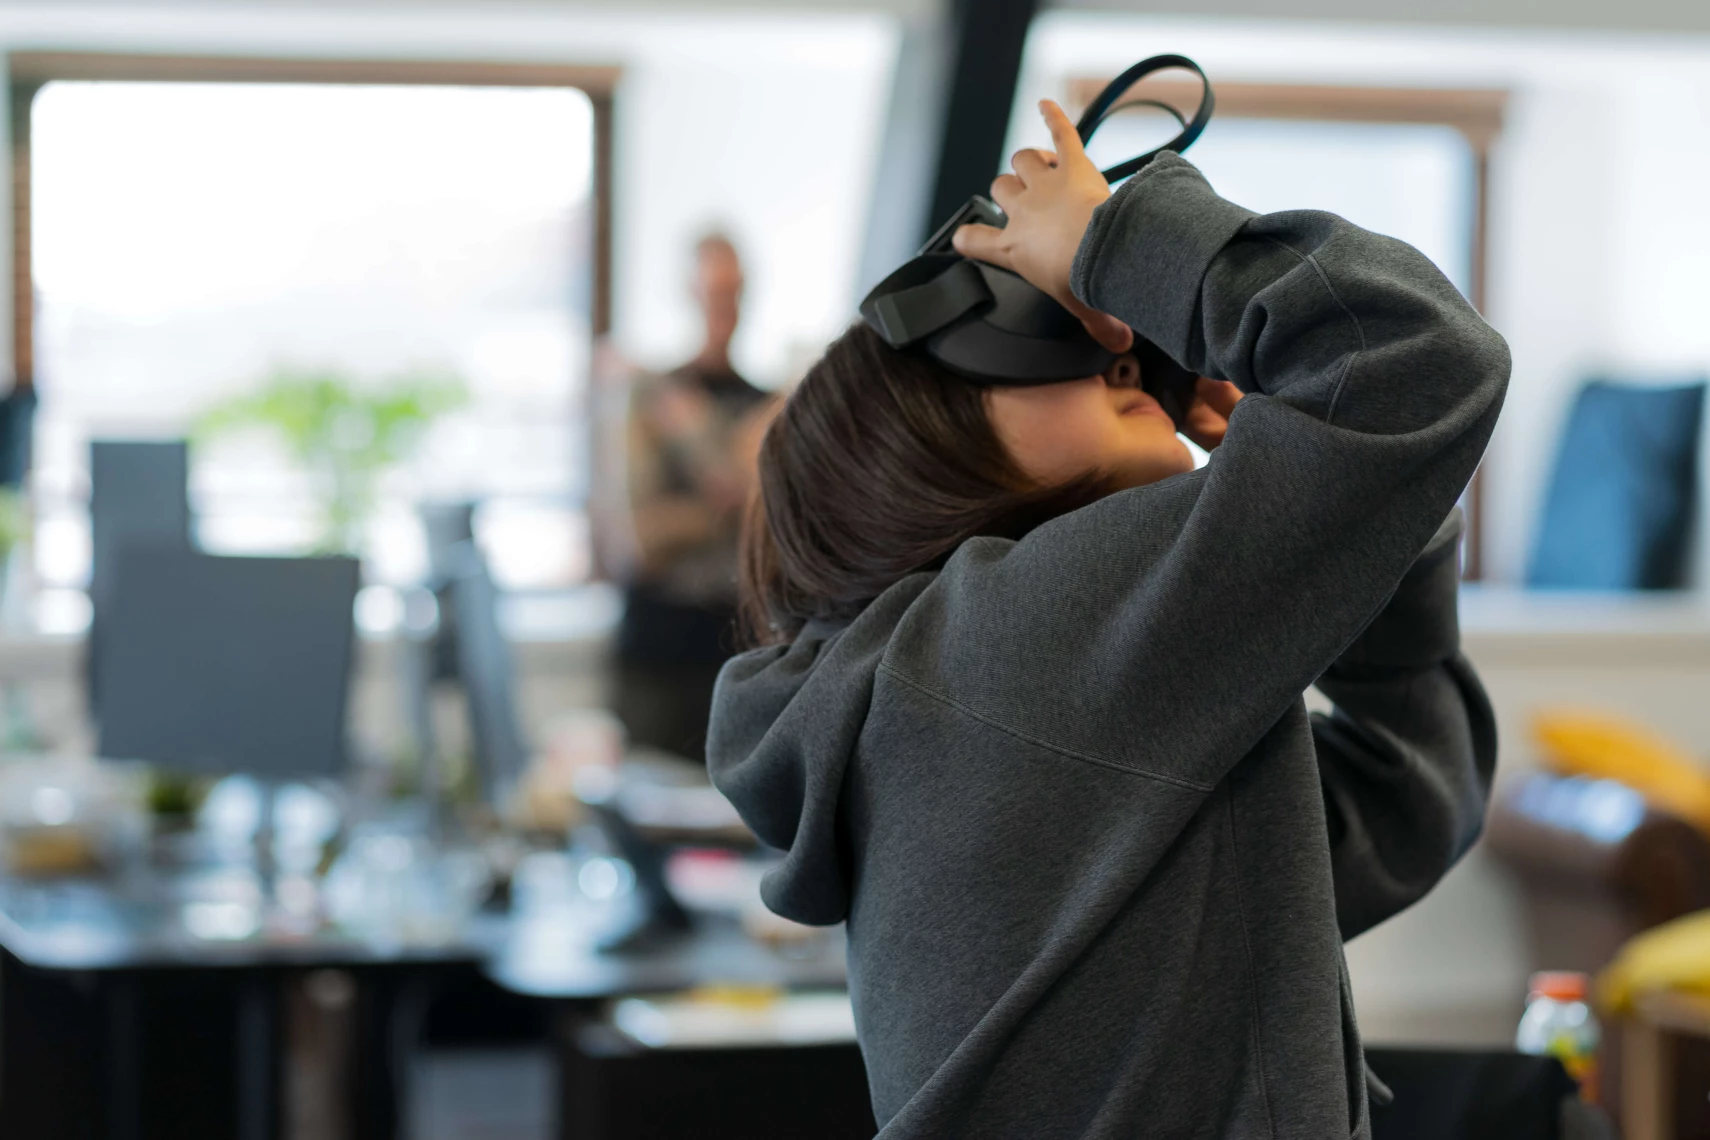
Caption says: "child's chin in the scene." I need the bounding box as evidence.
[1166,445,1197,477]
[1111,446,1196,489]
[1154,435,1195,469]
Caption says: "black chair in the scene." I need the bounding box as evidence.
[558,1041,1594,1140]
[443,540,530,802]
[0,385,36,488]
[403,506,529,807]
[560,1021,874,1140]
[97,546,361,780]
[1368,1048,1608,1140]
[87,440,192,716]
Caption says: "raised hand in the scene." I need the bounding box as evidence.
[952,100,1133,355]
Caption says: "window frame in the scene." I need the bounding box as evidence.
[1067,76,1508,579]
[7,50,620,589]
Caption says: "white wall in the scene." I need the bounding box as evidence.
[1012,14,1710,586]
[38,0,1710,36]
[1067,0,1710,37]
[0,2,900,387]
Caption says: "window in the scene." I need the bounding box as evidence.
[18,58,615,602]
[1087,117,1474,295]
[1065,76,1504,574]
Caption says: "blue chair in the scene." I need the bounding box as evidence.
[1528,379,1706,590]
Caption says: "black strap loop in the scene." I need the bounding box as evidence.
[1075,53,1214,183]
[1091,98,1187,133]
[865,259,993,348]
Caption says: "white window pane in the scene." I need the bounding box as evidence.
[32,80,595,585]
[475,500,591,592]
[1087,117,1475,294]
[33,507,90,587]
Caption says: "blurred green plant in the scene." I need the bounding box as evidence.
[385,741,483,806]
[196,367,466,553]
[144,769,209,822]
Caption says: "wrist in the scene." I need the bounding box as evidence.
[1069,154,1255,356]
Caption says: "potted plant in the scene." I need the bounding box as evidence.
[196,367,466,554]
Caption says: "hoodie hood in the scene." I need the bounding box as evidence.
[706,579,930,925]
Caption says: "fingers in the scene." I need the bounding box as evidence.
[988,172,1023,212]
[1039,100,1086,161]
[1181,404,1229,451]
[952,223,1011,269]
[1195,376,1243,417]
[1181,378,1243,450]
[1076,309,1134,354]
[1010,147,1057,182]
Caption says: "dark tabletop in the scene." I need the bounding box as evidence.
[0,872,498,972]
[0,870,847,999]
[489,907,848,999]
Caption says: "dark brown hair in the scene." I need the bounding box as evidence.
[740,322,1103,645]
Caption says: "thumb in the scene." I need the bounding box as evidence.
[951,223,1011,270]
[1195,376,1243,417]
[1075,307,1135,355]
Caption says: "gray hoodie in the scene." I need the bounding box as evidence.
[708,153,1508,1139]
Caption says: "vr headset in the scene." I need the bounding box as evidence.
[859,55,1214,426]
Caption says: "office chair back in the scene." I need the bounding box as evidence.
[98,548,360,777]
[88,440,192,713]
[442,541,529,802]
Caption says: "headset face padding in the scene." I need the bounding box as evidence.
[860,255,1118,385]
[859,258,1199,422]
[858,254,1200,422]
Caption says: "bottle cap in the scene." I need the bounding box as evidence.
[1529,971,1588,1002]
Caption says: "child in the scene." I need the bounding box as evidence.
[710,100,1507,1138]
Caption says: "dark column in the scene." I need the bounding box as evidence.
[856,0,1040,296]
[927,0,1042,233]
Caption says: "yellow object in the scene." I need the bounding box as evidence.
[686,984,785,1010]
[1532,711,1710,834]
[1598,909,1710,1016]
[5,826,102,876]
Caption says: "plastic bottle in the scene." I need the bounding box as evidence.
[1515,970,1600,1101]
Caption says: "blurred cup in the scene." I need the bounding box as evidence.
[323,826,491,948]
[510,709,626,832]
[0,755,137,876]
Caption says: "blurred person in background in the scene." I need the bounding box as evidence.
[606,233,773,761]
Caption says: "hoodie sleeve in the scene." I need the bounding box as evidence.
[709,580,934,925]
[1311,508,1497,941]
[881,153,1508,796]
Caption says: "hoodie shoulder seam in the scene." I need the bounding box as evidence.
[877,662,1215,793]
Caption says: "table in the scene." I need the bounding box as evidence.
[1622,988,1710,1140]
[0,866,853,1140]
[0,871,496,1140]
[489,907,846,1001]
[488,907,857,1140]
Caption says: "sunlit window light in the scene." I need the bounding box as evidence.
[31,80,596,591]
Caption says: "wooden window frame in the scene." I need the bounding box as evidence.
[6,50,620,528]
[1068,77,1508,578]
